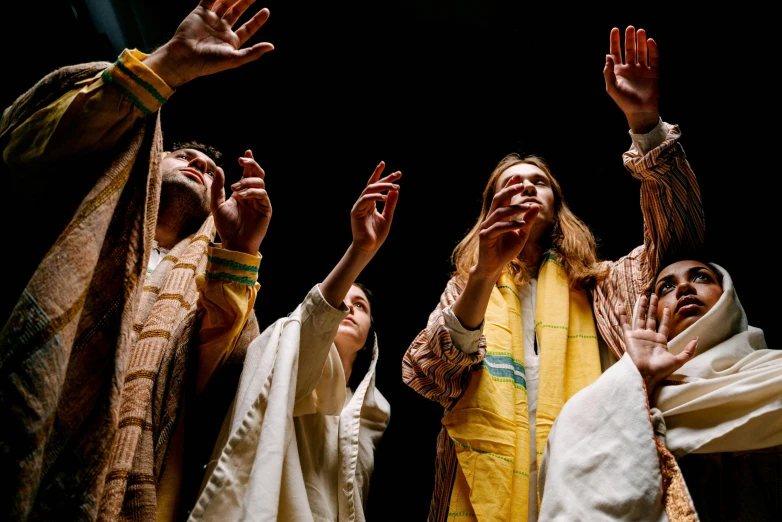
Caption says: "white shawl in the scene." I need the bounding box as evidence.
[654,265,782,457]
[187,285,390,522]
[538,264,782,521]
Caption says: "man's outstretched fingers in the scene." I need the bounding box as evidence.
[236,7,272,46]
[211,166,227,210]
[223,0,255,26]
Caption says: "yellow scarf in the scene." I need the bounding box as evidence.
[442,255,601,521]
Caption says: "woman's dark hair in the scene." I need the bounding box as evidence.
[653,244,724,292]
[348,282,375,391]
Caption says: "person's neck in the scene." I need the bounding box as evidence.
[155,205,202,250]
[518,225,553,274]
[336,344,358,385]
[155,213,187,251]
[519,242,546,273]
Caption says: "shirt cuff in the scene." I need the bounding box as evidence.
[628,118,671,155]
[204,243,261,286]
[101,49,175,115]
[443,306,484,355]
[313,283,350,313]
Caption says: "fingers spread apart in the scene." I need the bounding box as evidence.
[210,166,227,210]
[222,0,255,26]
[610,25,658,70]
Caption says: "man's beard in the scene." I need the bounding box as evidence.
[159,171,211,237]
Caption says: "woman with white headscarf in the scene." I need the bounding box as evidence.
[537,259,782,521]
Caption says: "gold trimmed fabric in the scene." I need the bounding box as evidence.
[97,220,215,522]
[0,61,162,522]
[101,50,173,115]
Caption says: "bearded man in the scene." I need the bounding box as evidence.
[0,1,274,521]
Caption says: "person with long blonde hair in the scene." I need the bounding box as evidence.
[402,25,706,522]
[451,153,606,292]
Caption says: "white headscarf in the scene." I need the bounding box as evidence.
[537,264,782,521]
[649,264,782,457]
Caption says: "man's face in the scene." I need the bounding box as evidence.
[161,148,216,190]
[159,148,216,220]
[494,163,555,236]
[654,260,724,340]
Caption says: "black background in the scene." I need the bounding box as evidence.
[4,2,777,519]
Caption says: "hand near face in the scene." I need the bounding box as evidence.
[474,175,540,279]
[350,161,401,255]
[144,0,274,89]
[619,293,698,396]
[604,26,660,134]
[211,149,271,255]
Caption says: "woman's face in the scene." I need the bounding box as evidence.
[334,285,372,355]
[653,260,723,340]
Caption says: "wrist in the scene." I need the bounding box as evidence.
[468,264,502,285]
[347,242,379,262]
[143,42,191,89]
[642,374,661,397]
[626,111,660,135]
[221,240,259,256]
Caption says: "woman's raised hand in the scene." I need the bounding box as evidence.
[350,161,401,255]
[619,293,697,396]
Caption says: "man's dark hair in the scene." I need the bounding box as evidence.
[172,140,223,167]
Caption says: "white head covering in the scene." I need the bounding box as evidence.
[537,263,782,521]
[648,263,782,457]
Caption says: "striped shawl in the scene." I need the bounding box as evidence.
[97,218,259,522]
[0,62,259,522]
[0,60,162,522]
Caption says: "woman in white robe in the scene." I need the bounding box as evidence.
[538,259,782,521]
[186,162,401,522]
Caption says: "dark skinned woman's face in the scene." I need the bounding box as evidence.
[654,260,723,340]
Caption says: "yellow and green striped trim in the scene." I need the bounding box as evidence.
[534,320,597,339]
[205,271,256,285]
[207,255,259,274]
[205,245,261,286]
[102,49,173,115]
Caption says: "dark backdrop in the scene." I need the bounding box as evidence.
[4,2,776,520]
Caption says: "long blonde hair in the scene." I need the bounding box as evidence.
[452,153,607,289]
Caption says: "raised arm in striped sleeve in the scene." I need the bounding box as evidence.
[593,123,705,359]
[627,123,705,278]
[402,275,488,410]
